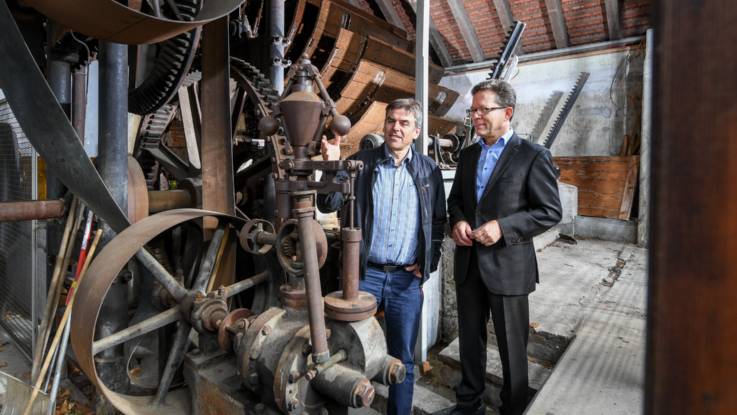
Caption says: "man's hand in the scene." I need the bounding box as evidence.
[452,220,474,246]
[321,134,342,161]
[472,220,502,246]
[405,263,422,278]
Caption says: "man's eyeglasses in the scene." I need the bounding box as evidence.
[468,106,507,116]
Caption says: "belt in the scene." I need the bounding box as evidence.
[367,262,407,272]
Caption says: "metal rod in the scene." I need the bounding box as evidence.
[295,207,330,364]
[192,226,226,293]
[341,228,361,301]
[153,320,191,405]
[93,271,269,355]
[46,317,71,415]
[148,190,194,212]
[270,0,285,94]
[0,199,66,222]
[92,308,179,355]
[222,271,269,298]
[72,67,87,142]
[135,249,189,301]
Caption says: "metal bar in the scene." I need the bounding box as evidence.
[341,229,361,301]
[92,308,179,355]
[543,0,569,48]
[637,29,653,246]
[148,190,194,212]
[270,0,285,95]
[201,16,235,235]
[192,226,226,293]
[153,320,191,405]
[447,0,485,62]
[295,208,330,364]
[415,0,429,155]
[0,200,66,222]
[135,249,189,301]
[92,271,269,355]
[72,68,87,141]
[45,317,70,415]
[646,2,737,413]
[222,271,270,297]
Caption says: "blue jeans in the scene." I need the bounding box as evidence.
[361,266,423,415]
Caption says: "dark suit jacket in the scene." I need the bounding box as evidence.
[447,134,562,295]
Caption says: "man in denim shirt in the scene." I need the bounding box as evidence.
[319,98,447,414]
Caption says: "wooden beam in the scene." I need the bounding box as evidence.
[447,0,485,62]
[604,0,621,40]
[492,0,514,30]
[407,0,453,67]
[544,0,569,48]
[647,1,737,413]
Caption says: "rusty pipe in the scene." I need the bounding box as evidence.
[0,200,65,222]
[148,190,194,212]
[294,202,330,364]
[341,228,361,301]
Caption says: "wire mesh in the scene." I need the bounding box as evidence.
[0,97,40,360]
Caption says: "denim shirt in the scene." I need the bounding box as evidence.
[475,129,514,202]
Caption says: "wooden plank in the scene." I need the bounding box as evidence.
[554,156,638,220]
[544,0,569,48]
[447,0,485,62]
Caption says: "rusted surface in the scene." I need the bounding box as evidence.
[646,1,737,414]
[340,227,361,300]
[26,0,244,44]
[201,16,235,234]
[148,189,194,212]
[217,308,251,352]
[324,291,377,322]
[0,199,65,222]
[70,209,244,415]
[280,284,308,309]
[127,155,149,223]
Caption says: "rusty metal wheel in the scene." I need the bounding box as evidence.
[70,209,271,414]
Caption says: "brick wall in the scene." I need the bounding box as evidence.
[562,0,608,45]
[510,0,557,52]
[621,0,650,37]
[431,0,473,61]
[463,0,508,59]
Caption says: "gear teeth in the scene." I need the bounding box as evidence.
[542,72,590,149]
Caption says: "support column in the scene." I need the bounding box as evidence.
[95,41,130,397]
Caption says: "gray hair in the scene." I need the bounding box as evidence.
[385,98,423,131]
[471,80,517,111]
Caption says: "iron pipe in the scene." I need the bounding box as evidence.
[0,199,65,221]
[148,190,194,212]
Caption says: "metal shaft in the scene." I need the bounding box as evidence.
[341,228,361,301]
[95,41,129,392]
[0,200,65,222]
[295,205,330,364]
[270,0,285,95]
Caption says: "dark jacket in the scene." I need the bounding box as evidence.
[447,134,562,295]
[317,144,447,284]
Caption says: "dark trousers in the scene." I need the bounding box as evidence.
[360,266,423,415]
[455,251,530,415]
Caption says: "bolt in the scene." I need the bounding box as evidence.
[261,325,271,336]
[287,398,300,412]
[288,371,299,383]
[352,381,374,408]
[304,369,316,381]
[387,360,406,384]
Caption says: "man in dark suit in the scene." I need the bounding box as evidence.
[447,80,562,415]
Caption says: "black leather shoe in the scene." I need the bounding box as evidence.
[449,403,485,415]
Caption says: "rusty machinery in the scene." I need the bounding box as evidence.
[0,0,461,413]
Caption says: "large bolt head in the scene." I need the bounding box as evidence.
[388,360,407,384]
[352,381,375,408]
